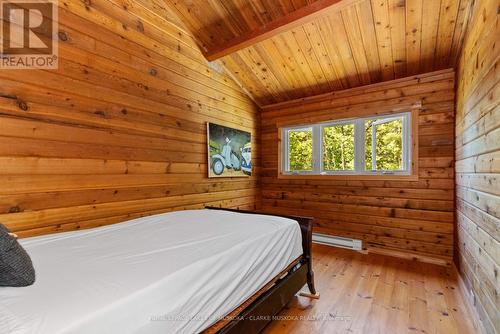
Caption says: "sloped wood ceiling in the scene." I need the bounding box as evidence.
[165,0,472,106]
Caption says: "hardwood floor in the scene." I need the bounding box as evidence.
[263,244,476,334]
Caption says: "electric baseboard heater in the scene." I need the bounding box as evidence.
[312,233,363,251]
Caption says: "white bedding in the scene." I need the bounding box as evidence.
[0,209,303,334]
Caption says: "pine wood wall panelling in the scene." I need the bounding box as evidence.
[455,0,499,332]
[260,69,456,262]
[2,16,262,126]
[0,28,258,131]
[3,189,257,232]
[0,180,258,213]
[0,0,260,237]
[261,68,455,111]
[16,195,258,239]
[56,3,251,102]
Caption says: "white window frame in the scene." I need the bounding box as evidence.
[320,119,357,174]
[281,112,412,176]
[283,126,315,174]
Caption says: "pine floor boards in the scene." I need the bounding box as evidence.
[263,244,477,334]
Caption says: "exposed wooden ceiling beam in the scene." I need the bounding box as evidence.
[204,0,359,61]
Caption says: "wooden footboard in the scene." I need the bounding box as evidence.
[204,206,317,334]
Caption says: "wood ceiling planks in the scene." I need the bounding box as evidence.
[204,0,360,60]
[164,0,473,106]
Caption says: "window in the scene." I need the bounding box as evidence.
[323,122,355,171]
[285,127,313,172]
[281,112,412,176]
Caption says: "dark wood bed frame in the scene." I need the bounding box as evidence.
[204,207,317,334]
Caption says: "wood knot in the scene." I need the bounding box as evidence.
[149,68,157,76]
[9,206,21,213]
[58,31,68,41]
[136,21,144,33]
[17,100,28,111]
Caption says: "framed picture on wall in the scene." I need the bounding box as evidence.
[207,123,252,178]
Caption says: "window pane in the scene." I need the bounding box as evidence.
[323,123,355,171]
[366,118,403,171]
[288,129,313,171]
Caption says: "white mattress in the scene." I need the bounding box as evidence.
[0,209,303,334]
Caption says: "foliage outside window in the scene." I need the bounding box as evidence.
[288,128,313,171]
[282,112,411,176]
[323,123,355,171]
[365,118,404,171]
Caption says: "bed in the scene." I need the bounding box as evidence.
[0,208,316,334]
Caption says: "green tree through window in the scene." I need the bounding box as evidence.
[365,118,403,170]
[283,112,410,175]
[288,129,313,171]
[323,124,355,170]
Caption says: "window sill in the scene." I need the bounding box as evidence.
[277,173,419,181]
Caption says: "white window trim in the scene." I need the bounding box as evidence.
[283,125,315,174]
[281,112,412,176]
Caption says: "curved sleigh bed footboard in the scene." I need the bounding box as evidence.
[204,206,318,334]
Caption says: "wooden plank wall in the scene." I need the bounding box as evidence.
[260,69,456,263]
[455,0,499,332]
[0,0,260,238]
